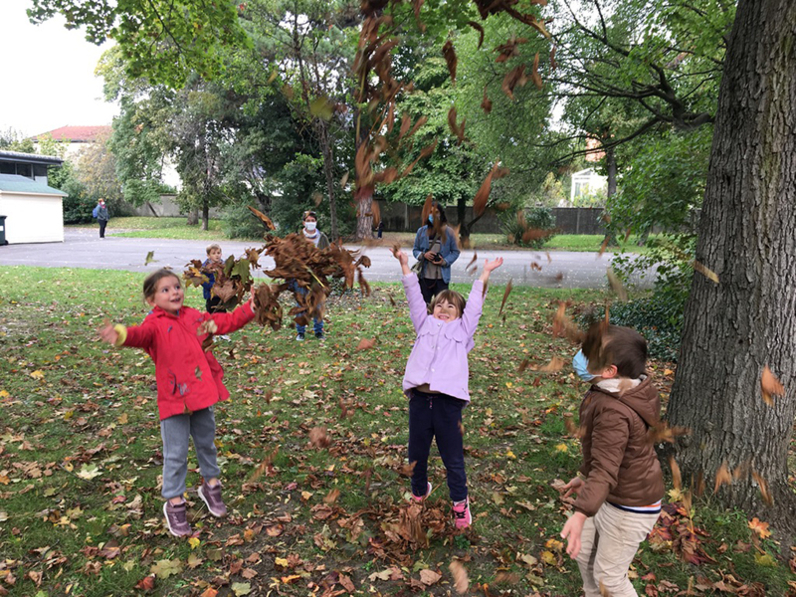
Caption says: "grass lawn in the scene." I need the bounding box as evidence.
[68,218,652,253]
[0,266,791,596]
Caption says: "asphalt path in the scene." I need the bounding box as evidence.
[0,228,655,289]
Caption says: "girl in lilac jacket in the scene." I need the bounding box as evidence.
[393,249,503,529]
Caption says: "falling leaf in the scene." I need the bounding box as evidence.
[498,279,513,316]
[501,64,528,101]
[467,21,485,49]
[693,260,719,283]
[449,560,469,593]
[537,356,565,372]
[339,171,349,189]
[246,205,276,231]
[309,95,335,121]
[748,517,771,539]
[606,269,627,301]
[751,470,773,506]
[480,87,493,114]
[309,427,330,449]
[598,236,610,257]
[760,366,784,406]
[144,251,157,266]
[713,461,732,494]
[531,52,543,89]
[669,456,682,491]
[442,40,457,85]
[473,163,499,217]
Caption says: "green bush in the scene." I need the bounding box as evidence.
[222,203,272,239]
[500,206,557,249]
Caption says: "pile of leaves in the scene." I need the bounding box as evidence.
[183,247,264,311]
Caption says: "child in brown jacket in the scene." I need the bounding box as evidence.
[560,324,664,597]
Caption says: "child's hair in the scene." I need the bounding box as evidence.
[429,289,466,316]
[303,210,318,221]
[143,268,179,301]
[582,323,647,378]
[206,243,221,255]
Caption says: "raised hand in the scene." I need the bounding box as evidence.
[98,321,119,345]
[479,257,504,282]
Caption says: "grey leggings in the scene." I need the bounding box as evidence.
[160,407,220,499]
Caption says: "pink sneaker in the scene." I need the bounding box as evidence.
[452,498,471,529]
[163,500,192,537]
[411,482,432,503]
[198,482,227,517]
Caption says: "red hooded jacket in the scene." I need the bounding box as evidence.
[117,302,255,420]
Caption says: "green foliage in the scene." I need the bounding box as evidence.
[221,203,271,240]
[500,206,557,249]
[54,162,98,224]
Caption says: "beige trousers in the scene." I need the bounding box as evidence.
[575,502,659,597]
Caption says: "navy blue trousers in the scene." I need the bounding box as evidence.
[408,389,468,502]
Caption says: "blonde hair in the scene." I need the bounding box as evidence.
[206,243,221,255]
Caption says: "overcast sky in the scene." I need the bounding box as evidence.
[0,0,119,138]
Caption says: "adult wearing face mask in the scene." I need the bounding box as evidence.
[292,211,330,341]
[412,202,461,304]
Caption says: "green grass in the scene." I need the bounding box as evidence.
[0,266,792,596]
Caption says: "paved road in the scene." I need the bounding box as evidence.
[0,228,655,289]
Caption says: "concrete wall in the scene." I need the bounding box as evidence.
[0,192,64,244]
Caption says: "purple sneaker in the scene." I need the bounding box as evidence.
[163,500,192,537]
[452,498,472,529]
[411,482,432,503]
[198,482,227,517]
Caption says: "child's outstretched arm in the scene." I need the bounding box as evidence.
[204,296,257,335]
[393,248,427,332]
[460,257,504,336]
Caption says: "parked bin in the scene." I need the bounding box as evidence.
[0,216,6,245]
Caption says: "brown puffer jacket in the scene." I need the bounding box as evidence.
[573,376,665,517]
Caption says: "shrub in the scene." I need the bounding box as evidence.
[222,203,272,240]
[500,206,557,249]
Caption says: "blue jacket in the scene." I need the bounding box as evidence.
[201,258,216,300]
[412,225,461,284]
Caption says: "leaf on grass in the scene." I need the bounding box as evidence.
[151,559,183,579]
[419,569,442,586]
[135,575,156,591]
[356,337,376,351]
[76,464,102,480]
[713,461,732,494]
[748,517,771,539]
[760,366,784,406]
[442,40,457,85]
[693,260,719,283]
[449,560,469,593]
[498,279,513,316]
[231,582,252,596]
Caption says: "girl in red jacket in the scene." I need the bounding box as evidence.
[99,268,257,537]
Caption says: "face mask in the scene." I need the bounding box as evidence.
[573,349,596,381]
[305,221,317,232]
[428,214,433,224]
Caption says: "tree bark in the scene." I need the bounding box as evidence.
[605,144,617,199]
[202,199,209,231]
[186,209,199,226]
[667,0,796,532]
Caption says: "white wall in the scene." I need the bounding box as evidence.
[0,192,64,244]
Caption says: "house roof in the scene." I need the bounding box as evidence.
[0,150,63,166]
[0,174,67,196]
[33,125,112,143]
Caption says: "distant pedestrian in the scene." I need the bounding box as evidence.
[94,199,110,238]
[377,220,384,239]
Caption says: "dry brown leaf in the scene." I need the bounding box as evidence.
[449,561,469,594]
[751,470,773,506]
[598,236,610,257]
[531,52,543,89]
[309,427,331,449]
[562,413,579,436]
[468,21,485,49]
[465,251,478,275]
[499,279,513,316]
[669,456,682,491]
[247,205,276,231]
[324,488,341,504]
[442,40,457,85]
[713,461,732,494]
[356,337,376,351]
[693,260,719,283]
[537,356,565,372]
[481,87,493,114]
[518,358,530,373]
[647,423,689,444]
[760,366,784,406]
[606,269,627,301]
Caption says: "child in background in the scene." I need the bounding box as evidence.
[202,243,226,313]
[559,324,664,597]
[99,268,257,537]
[393,248,503,529]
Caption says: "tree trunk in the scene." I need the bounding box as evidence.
[187,209,199,226]
[202,199,209,231]
[315,119,339,241]
[667,0,796,532]
[457,196,469,240]
[355,186,374,241]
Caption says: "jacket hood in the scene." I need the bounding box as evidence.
[593,375,659,427]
